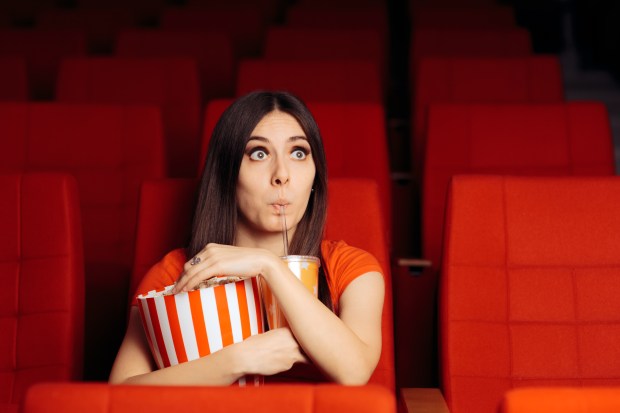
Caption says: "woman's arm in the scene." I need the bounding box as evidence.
[109,307,307,385]
[173,244,384,385]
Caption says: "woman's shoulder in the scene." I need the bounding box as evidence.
[320,240,382,273]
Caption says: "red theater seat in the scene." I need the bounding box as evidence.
[74,0,164,24]
[129,178,395,391]
[0,173,84,412]
[24,383,396,413]
[285,5,388,35]
[57,57,201,178]
[411,5,517,29]
[236,60,382,103]
[500,387,620,413]
[396,101,616,391]
[410,27,531,74]
[200,100,391,232]
[0,57,27,101]
[0,29,86,100]
[37,8,134,54]
[412,56,564,176]
[442,175,620,413]
[0,102,166,381]
[264,27,385,70]
[115,29,235,102]
[160,7,266,58]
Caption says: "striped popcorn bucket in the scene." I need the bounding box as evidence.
[136,277,264,386]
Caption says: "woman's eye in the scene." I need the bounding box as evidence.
[249,149,268,161]
[291,149,308,160]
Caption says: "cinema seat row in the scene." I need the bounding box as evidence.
[1,0,620,412]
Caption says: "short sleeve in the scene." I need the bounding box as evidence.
[321,240,383,311]
[130,249,186,306]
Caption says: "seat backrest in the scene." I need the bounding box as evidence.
[0,29,86,100]
[236,59,382,103]
[0,57,27,101]
[130,178,394,391]
[423,102,615,271]
[115,29,235,102]
[0,172,83,409]
[411,5,517,29]
[442,175,620,413]
[285,5,387,32]
[412,56,564,176]
[37,8,134,54]
[200,100,391,233]
[57,57,201,178]
[0,102,166,381]
[24,383,396,413]
[410,27,531,74]
[500,387,620,413]
[160,7,266,58]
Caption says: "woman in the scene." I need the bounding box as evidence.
[109,91,385,385]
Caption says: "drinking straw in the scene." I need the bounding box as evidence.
[280,205,289,256]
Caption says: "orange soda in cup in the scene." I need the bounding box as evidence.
[260,255,320,330]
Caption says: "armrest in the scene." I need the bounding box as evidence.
[395,257,433,277]
[400,388,450,413]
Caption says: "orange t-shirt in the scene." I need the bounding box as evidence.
[131,240,383,313]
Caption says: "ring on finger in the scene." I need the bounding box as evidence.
[190,256,201,266]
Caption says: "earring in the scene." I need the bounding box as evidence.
[311,188,314,192]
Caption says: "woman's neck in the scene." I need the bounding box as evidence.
[235,224,291,256]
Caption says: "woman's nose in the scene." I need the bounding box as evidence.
[272,157,289,186]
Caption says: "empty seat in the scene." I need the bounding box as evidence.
[442,175,620,413]
[500,387,620,413]
[411,5,517,29]
[74,0,165,25]
[236,60,382,103]
[161,7,266,58]
[0,172,84,411]
[410,27,532,73]
[24,383,396,413]
[0,57,27,100]
[0,29,87,100]
[0,102,166,381]
[37,8,135,54]
[200,100,391,233]
[285,5,388,33]
[115,29,235,102]
[57,57,201,178]
[130,178,395,391]
[264,27,385,70]
[412,56,564,177]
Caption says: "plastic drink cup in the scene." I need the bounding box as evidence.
[260,255,320,330]
[136,278,264,386]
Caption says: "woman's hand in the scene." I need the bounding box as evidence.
[172,243,281,293]
[234,327,308,376]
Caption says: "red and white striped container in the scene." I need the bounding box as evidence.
[136,278,264,386]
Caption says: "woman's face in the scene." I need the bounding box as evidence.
[236,110,316,237]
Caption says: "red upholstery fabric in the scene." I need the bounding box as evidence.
[412,56,564,177]
[73,0,164,23]
[200,100,391,233]
[236,59,382,103]
[442,175,620,413]
[500,387,620,413]
[411,6,517,28]
[115,29,235,102]
[57,57,200,178]
[37,8,134,54]
[0,30,86,100]
[410,27,531,75]
[160,7,266,58]
[0,173,83,411]
[129,178,394,391]
[424,102,615,272]
[0,102,166,381]
[0,57,27,101]
[24,383,396,413]
[285,5,387,32]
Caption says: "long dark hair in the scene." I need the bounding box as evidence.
[187,91,332,310]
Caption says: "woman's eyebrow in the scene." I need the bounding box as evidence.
[247,136,308,142]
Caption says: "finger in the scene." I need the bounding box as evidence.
[172,255,204,293]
